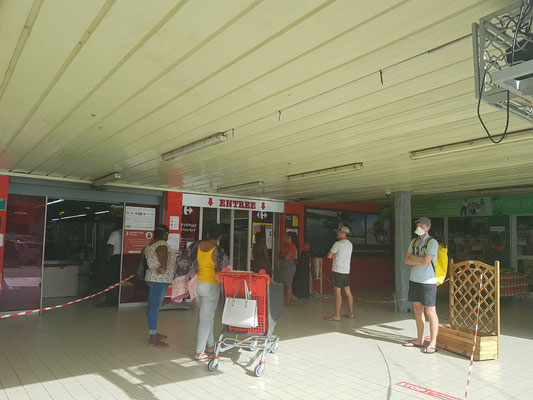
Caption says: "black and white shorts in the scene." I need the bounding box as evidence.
[332,272,350,288]
[408,281,437,306]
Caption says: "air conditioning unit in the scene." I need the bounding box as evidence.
[473,1,533,123]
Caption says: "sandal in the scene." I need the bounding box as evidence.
[148,339,169,349]
[423,347,438,354]
[403,341,424,348]
[343,313,355,319]
[194,352,210,361]
[155,333,168,340]
[323,316,341,321]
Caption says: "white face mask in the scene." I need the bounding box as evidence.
[414,226,426,236]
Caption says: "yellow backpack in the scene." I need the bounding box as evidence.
[412,236,449,285]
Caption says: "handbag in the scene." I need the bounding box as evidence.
[222,279,258,328]
[135,254,148,281]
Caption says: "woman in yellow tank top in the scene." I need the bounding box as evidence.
[175,223,231,361]
[197,246,218,284]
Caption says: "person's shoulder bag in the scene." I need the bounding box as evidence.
[135,247,148,281]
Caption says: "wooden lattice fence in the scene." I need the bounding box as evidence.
[437,260,500,360]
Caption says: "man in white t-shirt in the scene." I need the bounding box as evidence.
[324,226,354,321]
[98,227,122,307]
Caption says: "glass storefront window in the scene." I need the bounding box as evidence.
[517,260,533,290]
[0,194,46,312]
[517,216,533,256]
[233,210,249,271]
[201,208,217,240]
[448,217,490,264]
[219,209,231,256]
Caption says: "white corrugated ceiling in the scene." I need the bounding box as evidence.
[0,0,531,202]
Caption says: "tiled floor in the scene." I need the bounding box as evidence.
[1,293,532,400]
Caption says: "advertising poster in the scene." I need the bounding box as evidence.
[123,206,156,254]
[253,223,273,249]
[305,208,391,257]
[180,206,199,252]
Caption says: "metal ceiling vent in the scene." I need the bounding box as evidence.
[473,1,533,124]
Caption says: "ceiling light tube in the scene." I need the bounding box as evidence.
[93,172,122,186]
[410,129,533,160]
[61,213,87,220]
[218,181,265,192]
[46,199,64,205]
[162,132,228,161]
[286,163,364,182]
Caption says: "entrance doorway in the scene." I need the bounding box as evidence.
[43,199,123,307]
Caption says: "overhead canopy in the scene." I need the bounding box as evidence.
[0,0,531,202]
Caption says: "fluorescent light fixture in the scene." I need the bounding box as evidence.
[410,129,533,160]
[93,172,122,186]
[46,199,64,205]
[94,210,109,215]
[162,132,228,161]
[218,181,264,192]
[61,213,87,220]
[286,162,364,182]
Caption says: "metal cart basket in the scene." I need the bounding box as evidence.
[208,269,283,377]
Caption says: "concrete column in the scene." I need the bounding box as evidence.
[394,191,412,313]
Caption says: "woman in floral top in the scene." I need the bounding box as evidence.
[144,225,177,348]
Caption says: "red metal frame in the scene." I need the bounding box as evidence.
[218,269,270,334]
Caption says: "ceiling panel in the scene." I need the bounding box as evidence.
[0,0,530,202]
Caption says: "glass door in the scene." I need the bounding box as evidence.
[232,210,250,271]
[201,208,217,240]
[219,209,231,258]
[515,215,533,290]
[0,194,46,312]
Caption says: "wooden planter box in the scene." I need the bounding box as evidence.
[437,325,499,361]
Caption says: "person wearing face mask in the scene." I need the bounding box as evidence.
[403,217,439,354]
[175,223,231,361]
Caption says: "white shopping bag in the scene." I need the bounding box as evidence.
[222,280,258,328]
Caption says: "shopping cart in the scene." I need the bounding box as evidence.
[207,269,283,377]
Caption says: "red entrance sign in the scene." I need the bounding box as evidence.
[396,382,461,400]
[219,199,256,209]
[123,230,153,254]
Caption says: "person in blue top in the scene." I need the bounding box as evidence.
[403,217,439,354]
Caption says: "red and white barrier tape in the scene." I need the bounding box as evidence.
[0,275,134,319]
[465,272,483,399]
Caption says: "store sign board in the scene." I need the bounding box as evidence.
[123,206,156,254]
[492,195,533,215]
[182,193,284,213]
[414,194,533,218]
[125,206,156,231]
[413,197,493,218]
